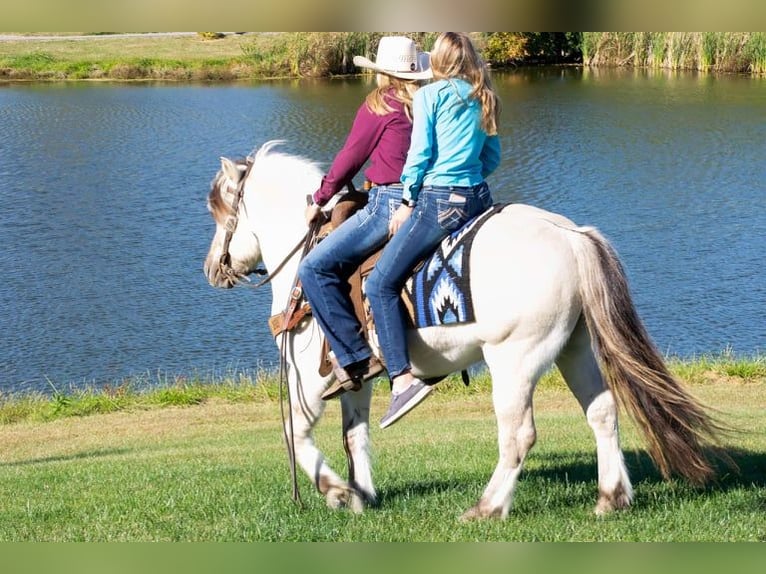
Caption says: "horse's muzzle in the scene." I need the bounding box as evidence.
[203,259,236,289]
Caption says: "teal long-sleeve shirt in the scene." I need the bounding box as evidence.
[400,78,501,204]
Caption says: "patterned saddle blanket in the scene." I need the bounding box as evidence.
[401,203,505,328]
[301,197,507,378]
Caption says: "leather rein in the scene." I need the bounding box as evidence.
[216,158,322,508]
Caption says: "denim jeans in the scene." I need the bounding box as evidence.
[298,185,403,368]
[365,182,493,378]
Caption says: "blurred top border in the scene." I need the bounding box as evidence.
[3,0,766,33]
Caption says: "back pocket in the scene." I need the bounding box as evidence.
[437,195,469,231]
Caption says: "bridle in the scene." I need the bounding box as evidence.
[216,158,254,285]
[216,157,309,290]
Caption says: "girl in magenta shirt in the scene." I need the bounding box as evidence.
[299,36,431,400]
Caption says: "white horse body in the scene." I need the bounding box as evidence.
[204,141,723,519]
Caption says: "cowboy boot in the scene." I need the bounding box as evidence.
[321,354,385,401]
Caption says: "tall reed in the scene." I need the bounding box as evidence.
[240,33,438,78]
[582,32,765,74]
[744,32,766,74]
[650,32,667,68]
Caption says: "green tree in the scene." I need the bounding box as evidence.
[482,33,582,66]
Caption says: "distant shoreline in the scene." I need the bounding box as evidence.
[2,32,763,82]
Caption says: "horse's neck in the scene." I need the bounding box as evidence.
[249,193,308,314]
[242,149,322,313]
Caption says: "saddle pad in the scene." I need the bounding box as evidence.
[402,203,506,328]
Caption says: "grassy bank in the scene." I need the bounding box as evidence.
[1,354,763,425]
[0,32,440,81]
[0,32,272,80]
[0,356,763,541]
[583,32,766,74]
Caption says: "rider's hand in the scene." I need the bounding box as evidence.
[305,203,322,226]
[389,204,413,237]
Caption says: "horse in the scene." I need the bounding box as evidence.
[203,140,726,520]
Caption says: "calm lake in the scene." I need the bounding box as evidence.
[1,68,764,395]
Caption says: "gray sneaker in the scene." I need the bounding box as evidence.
[379,379,433,429]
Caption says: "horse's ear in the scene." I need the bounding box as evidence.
[220,157,247,183]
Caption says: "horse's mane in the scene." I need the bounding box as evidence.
[249,140,323,187]
[208,140,322,225]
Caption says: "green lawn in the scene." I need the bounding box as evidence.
[0,32,279,80]
[0,33,256,61]
[0,368,763,541]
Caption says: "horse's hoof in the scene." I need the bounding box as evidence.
[350,482,377,508]
[595,486,632,515]
[594,494,631,515]
[460,501,506,521]
[325,492,345,510]
[459,507,482,522]
[348,492,365,514]
[326,485,367,513]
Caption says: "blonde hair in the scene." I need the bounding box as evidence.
[364,74,420,121]
[430,32,500,135]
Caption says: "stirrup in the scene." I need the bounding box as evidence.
[321,377,363,401]
[321,355,383,401]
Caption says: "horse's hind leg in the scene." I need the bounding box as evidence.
[461,342,540,521]
[555,317,633,514]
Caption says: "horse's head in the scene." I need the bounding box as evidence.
[203,156,262,289]
[204,141,324,290]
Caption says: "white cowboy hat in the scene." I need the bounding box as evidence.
[353,36,432,80]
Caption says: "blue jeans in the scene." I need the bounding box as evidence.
[298,185,403,368]
[365,182,493,378]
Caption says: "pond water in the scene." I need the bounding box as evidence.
[1,67,764,394]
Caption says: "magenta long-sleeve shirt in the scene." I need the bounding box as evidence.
[312,93,412,206]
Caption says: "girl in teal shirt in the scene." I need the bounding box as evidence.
[365,32,502,429]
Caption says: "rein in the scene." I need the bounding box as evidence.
[248,234,308,289]
[276,207,324,507]
[218,166,320,507]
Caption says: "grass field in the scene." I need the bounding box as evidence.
[0,32,277,80]
[0,362,763,542]
[4,32,764,81]
[0,32,254,60]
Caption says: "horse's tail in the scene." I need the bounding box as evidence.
[568,225,731,485]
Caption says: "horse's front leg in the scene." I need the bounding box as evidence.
[340,382,376,511]
[283,357,372,513]
[282,372,344,508]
